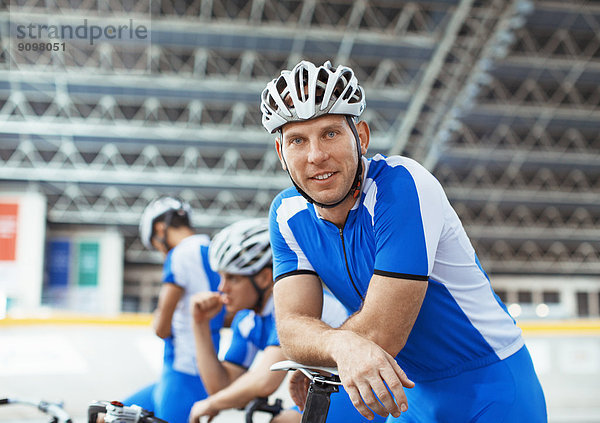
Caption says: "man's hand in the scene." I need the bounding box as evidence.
[330,330,414,420]
[288,370,311,411]
[188,398,219,423]
[191,292,224,323]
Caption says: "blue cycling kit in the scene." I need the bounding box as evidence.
[224,292,384,422]
[270,154,547,422]
[223,296,279,369]
[124,235,224,423]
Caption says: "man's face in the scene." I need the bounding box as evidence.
[276,114,367,207]
[150,222,169,256]
[218,273,259,314]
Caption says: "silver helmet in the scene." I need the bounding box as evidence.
[139,197,192,250]
[209,218,271,276]
[260,60,366,133]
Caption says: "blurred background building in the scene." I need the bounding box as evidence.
[2,0,598,317]
[1,0,600,421]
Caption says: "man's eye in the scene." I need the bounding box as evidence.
[291,138,303,145]
[327,131,336,138]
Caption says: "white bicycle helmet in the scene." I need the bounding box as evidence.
[260,60,366,134]
[139,197,192,250]
[209,218,271,276]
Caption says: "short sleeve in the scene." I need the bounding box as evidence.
[269,192,316,282]
[265,319,280,348]
[223,311,259,369]
[371,161,443,280]
[162,250,176,284]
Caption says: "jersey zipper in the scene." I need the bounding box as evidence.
[339,227,365,302]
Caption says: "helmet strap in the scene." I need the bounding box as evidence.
[248,274,267,312]
[280,115,363,209]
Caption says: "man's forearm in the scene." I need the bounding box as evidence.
[273,274,366,366]
[207,368,284,412]
[152,309,172,339]
[206,384,252,412]
[338,277,427,356]
[277,314,347,367]
[340,312,397,354]
[193,322,231,393]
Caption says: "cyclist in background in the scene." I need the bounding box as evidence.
[188,218,383,423]
[263,60,547,422]
[124,197,225,423]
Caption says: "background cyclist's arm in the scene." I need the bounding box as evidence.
[192,292,244,393]
[211,347,287,409]
[153,282,183,339]
[189,347,288,421]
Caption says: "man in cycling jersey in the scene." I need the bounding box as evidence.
[123,197,225,423]
[187,218,382,423]
[263,60,547,422]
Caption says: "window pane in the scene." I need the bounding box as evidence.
[577,292,589,317]
[542,291,560,304]
[518,290,533,304]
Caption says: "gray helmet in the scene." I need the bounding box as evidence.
[139,197,192,250]
[209,218,271,276]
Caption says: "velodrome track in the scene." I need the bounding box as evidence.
[1,315,599,423]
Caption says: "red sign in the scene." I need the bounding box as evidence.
[0,203,19,261]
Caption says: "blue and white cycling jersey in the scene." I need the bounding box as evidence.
[163,234,224,375]
[224,291,349,369]
[269,154,524,382]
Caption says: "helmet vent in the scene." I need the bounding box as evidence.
[294,66,310,103]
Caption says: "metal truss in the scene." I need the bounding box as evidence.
[0,136,288,187]
[389,0,535,160]
[0,0,455,272]
[422,0,600,274]
[1,0,599,278]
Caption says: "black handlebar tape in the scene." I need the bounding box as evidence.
[139,409,169,423]
[301,382,339,423]
[244,398,283,423]
[141,415,169,423]
[0,399,9,405]
[245,398,268,423]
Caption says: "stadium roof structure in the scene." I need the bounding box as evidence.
[0,0,599,275]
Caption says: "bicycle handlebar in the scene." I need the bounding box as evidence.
[244,397,283,423]
[2,398,166,423]
[88,401,168,423]
[0,397,73,423]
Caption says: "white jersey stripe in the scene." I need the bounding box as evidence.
[276,196,315,272]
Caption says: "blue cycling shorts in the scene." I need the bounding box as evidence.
[123,367,208,423]
[386,345,547,423]
[328,385,387,423]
